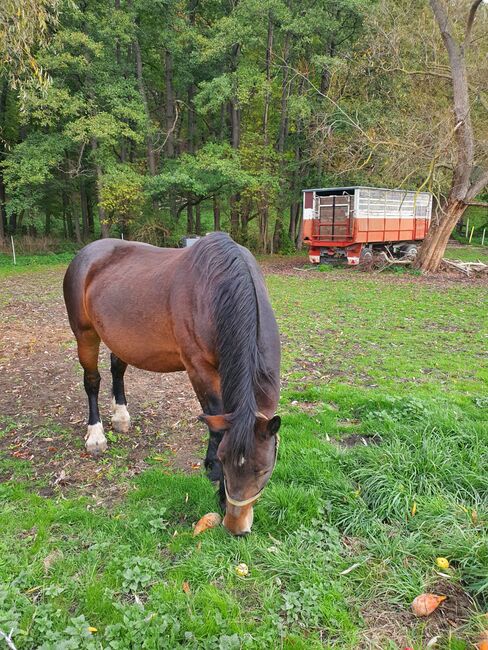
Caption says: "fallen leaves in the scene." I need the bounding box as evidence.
[182,581,191,594]
[411,593,446,617]
[193,512,222,536]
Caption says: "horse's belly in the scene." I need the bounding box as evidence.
[100,328,186,373]
[87,290,186,373]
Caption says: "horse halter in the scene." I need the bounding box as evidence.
[224,433,280,508]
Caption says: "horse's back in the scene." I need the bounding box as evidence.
[64,240,177,324]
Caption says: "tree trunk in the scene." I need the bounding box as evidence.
[213,195,221,231]
[240,201,251,246]
[134,36,157,177]
[165,50,176,158]
[295,202,303,249]
[277,34,290,155]
[44,211,51,236]
[263,15,273,145]
[87,189,94,234]
[195,202,201,236]
[63,191,73,239]
[187,201,194,234]
[165,49,177,220]
[9,211,17,235]
[115,0,121,65]
[415,200,467,272]
[415,0,488,270]
[272,215,283,252]
[229,42,241,242]
[230,194,240,241]
[80,181,89,240]
[289,202,297,242]
[91,138,110,238]
[72,193,82,244]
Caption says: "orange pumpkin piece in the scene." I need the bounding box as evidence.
[476,631,488,650]
[411,593,447,617]
[193,512,222,536]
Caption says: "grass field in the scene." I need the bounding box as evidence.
[0,250,487,649]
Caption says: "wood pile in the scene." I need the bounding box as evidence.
[442,258,488,276]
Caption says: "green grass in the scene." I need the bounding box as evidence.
[0,251,76,277]
[0,257,487,648]
[444,245,488,263]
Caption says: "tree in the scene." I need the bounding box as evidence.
[415,0,488,271]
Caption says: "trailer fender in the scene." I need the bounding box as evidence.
[346,244,363,266]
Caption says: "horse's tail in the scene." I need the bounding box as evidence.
[190,233,260,462]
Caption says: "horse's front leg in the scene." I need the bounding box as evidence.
[77,329,107,455]
[110,353,131,433]
[185,360,226,509]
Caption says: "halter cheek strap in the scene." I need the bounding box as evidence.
[224,434,280,508]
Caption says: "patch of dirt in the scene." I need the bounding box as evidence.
[360,580,477,649]
[338,433,382,449]
[289,400,322,414]
[0,268,205,503]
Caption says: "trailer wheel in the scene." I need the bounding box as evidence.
[359,248,373,270]
[400,244,418,261]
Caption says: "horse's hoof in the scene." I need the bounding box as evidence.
[85,422,107,455]
[111,399,131,433]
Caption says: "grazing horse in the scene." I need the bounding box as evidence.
[63,232,281,535]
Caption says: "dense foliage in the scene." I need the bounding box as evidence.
[0,0,487,251]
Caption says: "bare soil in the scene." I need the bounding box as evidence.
[360,580,477,649]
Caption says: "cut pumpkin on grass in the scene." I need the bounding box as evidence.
[193,512,222,536]
[411,593,447,617]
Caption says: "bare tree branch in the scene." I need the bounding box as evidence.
[467,167,488,200]
[464,0,484,49]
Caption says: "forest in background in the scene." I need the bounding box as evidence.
[0,0,487,257]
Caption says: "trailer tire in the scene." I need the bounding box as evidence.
[359,248,373,270]
[400,244,418,261]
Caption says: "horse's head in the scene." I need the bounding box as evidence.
[200,413,281,536]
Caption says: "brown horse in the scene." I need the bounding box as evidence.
[63,232,281,535]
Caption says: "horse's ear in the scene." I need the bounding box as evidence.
[256,414,281,438]
[198,414,231,432]
[266,415,281,437]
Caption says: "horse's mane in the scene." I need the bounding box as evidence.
[190,232,265,463]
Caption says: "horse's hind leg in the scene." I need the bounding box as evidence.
[77,329,107,455]
[110,353,131,433]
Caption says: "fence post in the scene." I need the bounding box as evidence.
[10,236,16,265]
[482,228,486,246]
[469,226,475,244]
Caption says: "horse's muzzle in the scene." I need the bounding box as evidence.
[223,502,255,536]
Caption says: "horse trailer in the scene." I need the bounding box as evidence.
[302,186,433,265]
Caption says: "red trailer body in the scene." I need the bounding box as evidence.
[302,186,433,265]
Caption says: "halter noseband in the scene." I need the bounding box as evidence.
[224,433,280,508]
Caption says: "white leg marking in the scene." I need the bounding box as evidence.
[111,397,131,433]
[85,422,107,454]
